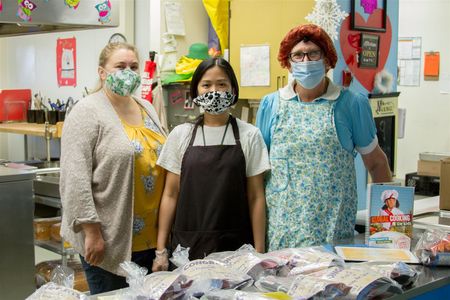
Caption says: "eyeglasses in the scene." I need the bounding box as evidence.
[289,50,322,62]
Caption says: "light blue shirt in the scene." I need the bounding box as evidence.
[256,78,378,156]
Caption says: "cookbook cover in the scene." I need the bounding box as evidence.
[366,184,415,250]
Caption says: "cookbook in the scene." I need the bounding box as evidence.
[366,184,415,250]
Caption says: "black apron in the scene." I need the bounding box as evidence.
[171,116,253,260]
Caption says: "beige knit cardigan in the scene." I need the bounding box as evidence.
[60,90,166,276]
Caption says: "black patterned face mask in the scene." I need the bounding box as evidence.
[192,91,235,115]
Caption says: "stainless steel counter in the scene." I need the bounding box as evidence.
[0,166,36,299]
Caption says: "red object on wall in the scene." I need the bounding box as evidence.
[0,89,31,122]
[141,60,157,103]
[56,37,77,87]
[340,9,392,92]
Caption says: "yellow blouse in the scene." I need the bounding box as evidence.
[121,107,166,252]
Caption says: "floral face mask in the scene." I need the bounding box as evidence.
[192,91,235,115]
[104,68,141,97]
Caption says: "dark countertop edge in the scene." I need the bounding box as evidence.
[389,275,450,299]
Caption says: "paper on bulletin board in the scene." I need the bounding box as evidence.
[424,52,440,80]
[398,37,421,60]
[398,60,420,86]
[240,45,270,87]
[398,37,421,86]
[165,1,185,36]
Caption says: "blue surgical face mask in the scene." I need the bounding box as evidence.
[291,59,326,89]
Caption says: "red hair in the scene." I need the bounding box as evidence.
[278,24,337,69]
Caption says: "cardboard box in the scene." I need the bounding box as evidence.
[418,159,441,177]
[440,158,450,210]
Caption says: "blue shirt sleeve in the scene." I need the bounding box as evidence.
[256,92,279,152]
[334,90,377,155]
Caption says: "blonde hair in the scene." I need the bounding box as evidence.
[92,42,140,93]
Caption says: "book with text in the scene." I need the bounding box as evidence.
[366,184,415,250]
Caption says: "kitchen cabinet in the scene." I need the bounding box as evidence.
[0,166,36,300]
[229,0,315,100]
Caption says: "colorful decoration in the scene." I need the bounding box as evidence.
[17,0,37,21]
[305,0,348,41]
[56,37,77,87]
[0,1,3,13]
[360,0,378,14]
[202,0,229,50]
[340,10,392,92]
[64,0,80,9]
[95,0,112,24]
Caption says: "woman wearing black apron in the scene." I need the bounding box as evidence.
[152,58,270,271]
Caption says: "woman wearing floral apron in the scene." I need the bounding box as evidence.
[257,24,392,251]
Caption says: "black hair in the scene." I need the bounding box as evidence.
[189,57,239,105]
[382,199,400,210]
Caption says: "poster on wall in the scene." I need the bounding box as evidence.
[56,37,77,87]
[398,37,421,86]
[240,45,270,87]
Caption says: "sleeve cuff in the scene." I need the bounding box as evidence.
[356,136,378,155]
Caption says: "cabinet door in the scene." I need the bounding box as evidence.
[229,0,315,100]
[229,0,286,100]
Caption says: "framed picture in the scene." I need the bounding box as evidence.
[359,33,379,68]
[351,0,387,32]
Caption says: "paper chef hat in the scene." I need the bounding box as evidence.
[381,189,399,202]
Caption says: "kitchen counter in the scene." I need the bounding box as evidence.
[337,230,450,299]
[89,228,450,300]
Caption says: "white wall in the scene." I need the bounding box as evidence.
[0,0,134,161]
[397,0,450,180]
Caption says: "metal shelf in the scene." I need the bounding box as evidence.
[34,194,61,208]
[34,240,76,256]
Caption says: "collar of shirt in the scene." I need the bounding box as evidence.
[279,76,342,102]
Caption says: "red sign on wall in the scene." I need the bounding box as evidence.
[56,37,77,87]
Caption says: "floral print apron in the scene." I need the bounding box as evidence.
[266,94,357,251]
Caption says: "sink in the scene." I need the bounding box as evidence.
[33,171,60,198]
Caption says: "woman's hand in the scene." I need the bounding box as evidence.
[82,223,105,266]
[152,248,169,272]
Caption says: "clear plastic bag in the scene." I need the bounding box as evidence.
[309,266,402,300]
[349,261,418,287]
[25,282,88,300]
[255,274,351,299]
[201,289,285,300]
[265,246,344,276]
[119,261,192,299]
[177,259,253,290]
[414,228,450,266]
[171,244,191,268]
[50,264,75,288]
[206,245,280,280]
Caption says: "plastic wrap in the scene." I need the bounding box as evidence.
[309,266,402,300]
[349,261,418,287]
[178,259,253,290]
[26,282,88,300]
[206,245,280,280]
[255,275,351,299]
[171,244,191,268]
[265,246,344,276]
[119,261,192,299]
[50,265,75,288]
[414,228,450,266]
[201,289,289,300]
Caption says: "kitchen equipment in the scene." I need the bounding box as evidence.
[0,0,119,37]
[0,89,31,122]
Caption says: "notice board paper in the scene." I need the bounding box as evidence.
[424,52,439,80]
